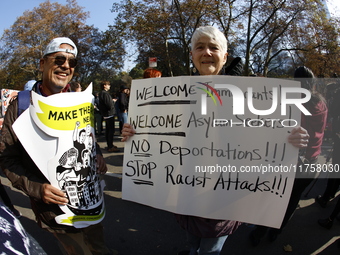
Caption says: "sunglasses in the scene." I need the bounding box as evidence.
[46,55,78,68]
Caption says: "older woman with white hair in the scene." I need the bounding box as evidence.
[122,26,309,255]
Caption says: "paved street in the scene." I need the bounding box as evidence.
[1,134,340,255]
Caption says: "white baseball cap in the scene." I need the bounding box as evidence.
[43,37,77,57]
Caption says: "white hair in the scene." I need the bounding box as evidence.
[191,26,228,53]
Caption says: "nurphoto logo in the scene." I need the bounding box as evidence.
[201,84,311,116]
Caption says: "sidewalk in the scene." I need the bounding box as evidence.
[1,136,340,254]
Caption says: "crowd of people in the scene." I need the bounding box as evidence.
[0,25,339,255]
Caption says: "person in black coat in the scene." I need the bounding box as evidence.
[98,81,119,152]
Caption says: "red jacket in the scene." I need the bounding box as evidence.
[301,99,328,160]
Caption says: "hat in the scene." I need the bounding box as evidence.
[43,37,77,57]
[24,80,36,91]
[120,85,128,90]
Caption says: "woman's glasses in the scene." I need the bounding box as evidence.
[46,55,77,68]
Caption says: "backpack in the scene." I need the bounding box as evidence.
[17,90,31,116]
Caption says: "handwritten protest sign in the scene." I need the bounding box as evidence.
[122,76,302,228]
[13,84,105,228]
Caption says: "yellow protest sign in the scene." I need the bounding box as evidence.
[36,100,94,130]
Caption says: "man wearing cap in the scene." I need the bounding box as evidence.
[0,37,112,255]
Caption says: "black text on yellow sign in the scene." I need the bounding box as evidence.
[37,101,94,130]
